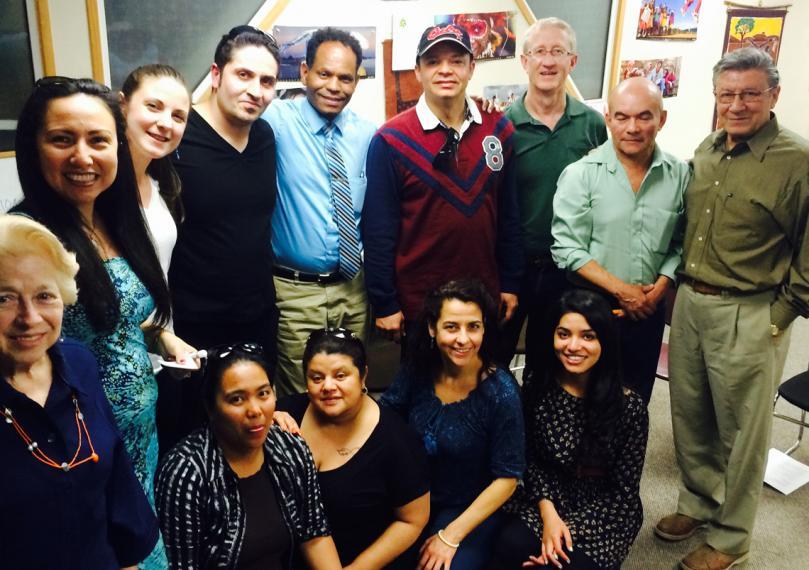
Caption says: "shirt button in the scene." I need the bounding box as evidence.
[47,433,56,443]
[726,155,732,160]
[706,209,711,213]
[690,263,696,268]
[698,236,703,241]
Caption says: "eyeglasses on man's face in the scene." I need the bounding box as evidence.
[714,86,776,105]
[524,47,573,60]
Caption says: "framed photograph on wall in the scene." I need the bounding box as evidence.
[636,0,700,41]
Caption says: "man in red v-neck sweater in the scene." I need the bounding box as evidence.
[362,24,523,342]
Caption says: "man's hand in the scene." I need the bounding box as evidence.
[500,293,518,323]
[615,283,655,320]
[643,276,671,309]
[470,94,497,114]
[375,311,405,343]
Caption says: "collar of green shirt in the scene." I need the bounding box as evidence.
[508,92,589,129]
[709,112,779,160]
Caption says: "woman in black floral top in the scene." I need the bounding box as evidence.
[495,289,649,570]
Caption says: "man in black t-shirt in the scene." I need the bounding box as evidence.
[167,26,280,439]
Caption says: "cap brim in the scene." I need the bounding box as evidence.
[417,37,473,58]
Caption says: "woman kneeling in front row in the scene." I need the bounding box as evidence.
[495,289,649,570]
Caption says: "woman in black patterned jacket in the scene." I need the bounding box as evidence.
[155,344,342,570]
[494,289,649,570]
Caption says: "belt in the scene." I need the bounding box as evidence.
[273,266,344,285]
[684,278,724,295]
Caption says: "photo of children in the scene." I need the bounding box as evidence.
[637,0,699,41]
[620,57,682,98]
[482,84,527,112]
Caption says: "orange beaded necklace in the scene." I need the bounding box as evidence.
[3,394,99,472]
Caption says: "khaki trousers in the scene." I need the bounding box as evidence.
[273,270,368,397]
[669,284,790,554]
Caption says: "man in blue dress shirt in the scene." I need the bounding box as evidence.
[551,77,689,403]
[263,27,376,396]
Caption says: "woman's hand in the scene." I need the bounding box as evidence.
[272,411,301,435]
[535,502,572,569]
[418,533,457,570]
[156,330,199,378]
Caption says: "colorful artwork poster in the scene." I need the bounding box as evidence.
[273,26,376,82]
[433,12,516,61]
[620,57,682,98]
[383,39,421,119]
[722,8,786,63]
[636,0,700,41]
[482,84,527,112]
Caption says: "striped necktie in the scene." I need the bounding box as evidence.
[323,122,362,279]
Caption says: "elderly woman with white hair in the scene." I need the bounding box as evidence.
[0,214,158,570]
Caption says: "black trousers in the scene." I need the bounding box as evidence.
[615,300,666,404]
[496,261,569,369]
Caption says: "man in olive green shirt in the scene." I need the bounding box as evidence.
[551,77,688,403]
[498,17,607,366]
[655,49,809,570]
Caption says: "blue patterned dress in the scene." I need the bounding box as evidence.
[63,258,167,570]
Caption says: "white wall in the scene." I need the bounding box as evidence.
[616,0,809,160]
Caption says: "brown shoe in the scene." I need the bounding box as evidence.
[654,513,707,541]
[679,543,749,570]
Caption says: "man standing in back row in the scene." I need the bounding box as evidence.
[497,17,607,367]
[363,24,522,341]
[655,48,809,570]
[263,28,375,396]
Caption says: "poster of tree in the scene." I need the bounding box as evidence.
[721,8,787,63]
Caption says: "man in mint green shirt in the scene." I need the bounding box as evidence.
[497,17,607,366]
[551,77,688,402]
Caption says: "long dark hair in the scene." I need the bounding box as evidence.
[121,63,188,223]
[404,278,499,381]
[14,76,171,332]
[522,289,624,464]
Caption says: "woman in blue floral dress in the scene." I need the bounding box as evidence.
[13,76,196,569]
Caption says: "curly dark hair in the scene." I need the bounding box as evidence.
[522,288,624,466]
[305,27,363,72]
[14,76,171,332]
[404,278,499,382]
[302,328,367,377]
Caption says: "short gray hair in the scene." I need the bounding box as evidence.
[0,215,79,305]
[712,47,779,88]
[524,17,577,54]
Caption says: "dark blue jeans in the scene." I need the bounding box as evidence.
[423,506,506,570]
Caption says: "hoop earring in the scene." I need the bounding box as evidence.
[361,385,368,394]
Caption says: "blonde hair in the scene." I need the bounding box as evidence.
[0,215,79,304]
[524,17,577,54]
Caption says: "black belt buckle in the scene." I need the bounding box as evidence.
[274,265,343,285]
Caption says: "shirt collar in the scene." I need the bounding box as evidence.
[710,112,780,161]
[508,93,585,127]
[416,94,482,134]
[586,139,671,174]
[299,96,348,136]
[0,339,88,407]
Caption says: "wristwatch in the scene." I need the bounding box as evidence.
[770,324,781,337]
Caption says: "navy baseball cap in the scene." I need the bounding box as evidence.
[416,24,473,58]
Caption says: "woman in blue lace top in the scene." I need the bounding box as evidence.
[381,278,525,570]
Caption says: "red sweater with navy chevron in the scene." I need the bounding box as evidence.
[362,104,523,321]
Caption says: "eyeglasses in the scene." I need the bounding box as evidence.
[307,327,358,342]
[714,86,776,105]
[227,24,279,49]
[524,47,573,60]
[204,342,264,361]
[433,127,460,169]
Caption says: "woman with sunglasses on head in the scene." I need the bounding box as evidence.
[156,344,343,570]
[380,278,525,570]
[0,215,158,570]
[275,328,430,569]
[494,289,648,570]
[12,76,196,569]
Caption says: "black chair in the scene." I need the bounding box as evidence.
[773,369,809,455]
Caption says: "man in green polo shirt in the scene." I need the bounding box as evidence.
[497,17,607,366]
[655,48,809,570]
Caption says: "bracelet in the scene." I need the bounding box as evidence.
[437,529,460,549]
